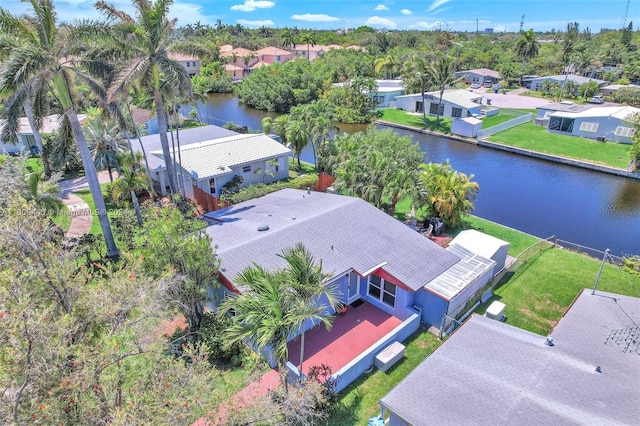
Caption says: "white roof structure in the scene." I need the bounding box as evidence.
[450,230,509,262]
[396,89,482,109]
[151,133,290,180]
[0,114,87,136]
[551,105,640,120]
[460,117,482,125]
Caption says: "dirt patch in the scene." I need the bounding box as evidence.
[157,316,187,339]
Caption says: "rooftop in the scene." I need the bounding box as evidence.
[456,68,500,78]
[204,189,460,290]
[551,105,640,120]
[397,89,482,109]
[380,289,640,425]
[150,133,290,180]
[531,74,606,85]
[254,46,292,56]
[537,102,591,114]
[1,114,87,136]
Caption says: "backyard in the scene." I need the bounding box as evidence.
[380,109,452,134]
[323,215,640,424]
[488,120,633,169]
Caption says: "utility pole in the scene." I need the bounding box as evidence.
[592,249,610,294]
[476,18,478,36]
[520,15,525,33]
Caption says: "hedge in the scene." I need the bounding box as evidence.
[226,174,319,204]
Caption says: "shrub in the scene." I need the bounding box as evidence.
[227,174,319,204]
[198,313,245,365]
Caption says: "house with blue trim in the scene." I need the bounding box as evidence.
[204,189,498,389]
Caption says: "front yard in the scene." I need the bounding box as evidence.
[488,120,633,169]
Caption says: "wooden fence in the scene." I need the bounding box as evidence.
[192,186,231,213]
[314,173,336,192]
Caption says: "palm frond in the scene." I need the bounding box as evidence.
[156,55,192,99]
[95,1,136,23]
[0,44,51,94]
[0,88,29,142]
[106,57,151,102]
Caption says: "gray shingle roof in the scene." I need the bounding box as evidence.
[205,189,460,291]
[150,133,290,180]
[380,289,640,425]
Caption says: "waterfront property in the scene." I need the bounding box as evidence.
[395,89,483,119]
[150,133,290,198]
[544,105,640,143]
[379,289,640,425]
[204,189,498,390]
[372,80,405,107]
[455,68,500,86]
[167,51,201,77]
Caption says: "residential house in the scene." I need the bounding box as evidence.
[395,89,483,119]
[168,52,200,77]
[524,74,606,91]
[131,124,238,195]
[455,68,500,85]
[546,105,640,143]
[254,46,293,64]
[379,289,640,425]
[150,133,290,199]
[291,44,327,61]
[221,47,258,79]
[219,44,233,54]
[0,114,86,155]
[372,80,405,107]
[205,189,497,390]
[600,83,637,97]
[225,63,246,80]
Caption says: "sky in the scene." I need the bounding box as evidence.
[0,0,638,33]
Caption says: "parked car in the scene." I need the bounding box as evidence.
[470,83,481,89]
[483,80,493,88]
[589,95,605,104]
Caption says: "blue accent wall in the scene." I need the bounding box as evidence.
[414,290,449,328]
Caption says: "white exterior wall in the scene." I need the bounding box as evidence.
[446,263,495,320]
[395,94,422,112]
[0,134,29,154]
[548,116,635,144]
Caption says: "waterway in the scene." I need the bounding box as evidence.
[203,94,640,256]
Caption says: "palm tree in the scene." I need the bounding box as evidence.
[421,162,479,227]
[402,54,431,121]
[0,0,119,257]
[261,116,273,134]
[278,244,339,382]
[84,117,127,183]
[515,29,540,74]
[219,266,303,394]
[272,114,290,145]
[281,28,295,51]
[300,31,316,59]
[286,119,309,169]
[428,55,463,126]
[95,0,196,197]
[111,152,148,226]
[384,168,426,217]
[23,171,64,214]
[375,54,398,79]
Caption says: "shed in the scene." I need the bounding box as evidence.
[449,230,510,274]
[451,117,482,138]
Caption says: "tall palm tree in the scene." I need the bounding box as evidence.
[375,54,398,79]
[84,117,127,182]
[0,0,119,257]
[515,29,540,74]
[278,244,339,382]
[281,28,295,51]
[111,152,148,226]
[272,114,290,145]
[95,0,197,197]
[421,162,479,227]
[261,116,273,134]
[299,31,316,59]
[428,55,463,126]
[402,54,431,121]
[285,119,309,169]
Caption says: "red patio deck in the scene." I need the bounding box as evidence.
[287,301,402,376]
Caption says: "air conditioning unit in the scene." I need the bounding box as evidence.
[596,135,606,142]
[485,301,506,322]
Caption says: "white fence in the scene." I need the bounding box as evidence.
[476,113,532,140]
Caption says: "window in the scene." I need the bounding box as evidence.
[208,178,215,194]
[186,62,190,67]
[429,102,444,115]
[192,61,197,67]
[276,55,281,62]
[614,126,636,137]
[368,275,396,308]
[242,165,251,173]
[451,107,462,118]
[548,116,574,133]
[579,122,599,133]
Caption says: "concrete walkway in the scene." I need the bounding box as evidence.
[58,171,116,238]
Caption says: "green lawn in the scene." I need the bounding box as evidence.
[380,109,452,134]
[74,184,121,235]
[324,330,441,425]
[288,157,317,178]
[488,121,633,169]
[25,157,44,173]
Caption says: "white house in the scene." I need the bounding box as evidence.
[546,105,640,143]
[395,89,483,119]
[150,133,291,199]
[455,68,500,85]
[525,74,606,91]
[0,114,86,154]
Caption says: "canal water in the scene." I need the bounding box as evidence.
[203,94,640,257]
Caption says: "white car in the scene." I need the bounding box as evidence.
[470,83,481,89]
[589,95,605,104]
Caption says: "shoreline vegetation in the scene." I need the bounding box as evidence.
[377,108,639,176]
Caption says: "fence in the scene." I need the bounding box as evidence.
[553,238,624,265]
[314,173,336,192]
[476,112,532,140]
[192,186,231,212]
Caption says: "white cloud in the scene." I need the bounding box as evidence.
[479,20,491,24]
[411,20,445,30]
[365,16,397,29]
[237,19,274,27]
[401,9,413,15]
[374,4,388,11]
[230,0,275,12]
[292,13,340,22]
[428,0,452,12]
[493,25,508,32]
